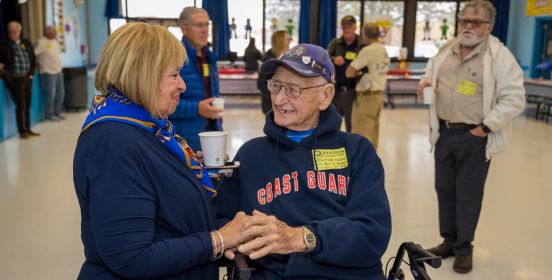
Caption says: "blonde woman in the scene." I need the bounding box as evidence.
[73,23,251,279]
[257,30,291,113]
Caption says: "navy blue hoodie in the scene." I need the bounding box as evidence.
[214,106,391,280]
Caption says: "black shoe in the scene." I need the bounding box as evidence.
[28,130,41,136]
[453,255,473,273]
[20,132,30,139]
[427,243,454,259]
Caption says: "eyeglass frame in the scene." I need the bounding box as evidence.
[458,18,491,28]
[267,79,328,98]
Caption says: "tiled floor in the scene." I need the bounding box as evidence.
[1,96,551,280]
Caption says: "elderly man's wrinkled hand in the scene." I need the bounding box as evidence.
[417,79,431,101]
[237,210,305,260]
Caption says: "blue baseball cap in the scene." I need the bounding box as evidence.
[260,44,336,84]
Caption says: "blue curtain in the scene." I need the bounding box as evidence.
[105,0,122,18]
[490,0,509,43]
[317,0,336,48]
[299,0,311,44]
[203,0,230,59]
[0,0,5,40]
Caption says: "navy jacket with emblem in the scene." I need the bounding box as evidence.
[214,105,392,280]
[73,122,219,279]
[169,37,222,151]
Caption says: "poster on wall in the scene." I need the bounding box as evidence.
[527,0,552,16]
[54,0,67,52]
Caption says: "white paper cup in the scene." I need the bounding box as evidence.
[211,98,225,117]
[423,86,434,105]
[198,131,228,166]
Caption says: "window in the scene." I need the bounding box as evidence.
[337,1,361,36]
[228,0,263,56]
[265,0,300,51]
[124,0,199,18]
[414,1,458,58]
[363,1,404,58]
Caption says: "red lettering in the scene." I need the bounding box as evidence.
[307,171,316,189]
[317,172,327,190]
[328,173,337,193]
[266,182,273,203]
[291,171,299,191]
[338,175,347,195]
[273,178,282,198]
[282,174,291,194]
[257,188,266,205]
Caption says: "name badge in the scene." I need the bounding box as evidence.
[312,148,348,171]
[345,51,357,60]
[456,80,478,96]
[203,64,210,77]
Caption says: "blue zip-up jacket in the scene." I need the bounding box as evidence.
[73,122,219,279]
[214,105,392,280]
[169,37,222,151]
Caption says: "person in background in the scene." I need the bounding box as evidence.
[73,22,253,279]
[257,30,291,114]
[417,0,525,273]
[327,15,361,132]
[346,23,389,150]
[0,21,39,139]
[215,44,391,280]
[170,7,223,151]
[35,25,65,122]
[243,37,263,73]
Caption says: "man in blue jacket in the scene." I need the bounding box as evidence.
[170,7,223,151]
[214,44,392,280]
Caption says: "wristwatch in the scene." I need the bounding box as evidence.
[479,123,491,133]
[301,226,317,252]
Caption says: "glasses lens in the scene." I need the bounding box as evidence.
[288,84,301,98]
[460,19,482,28]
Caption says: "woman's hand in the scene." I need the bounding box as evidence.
[217,212,251,257]
[236,210,306,260]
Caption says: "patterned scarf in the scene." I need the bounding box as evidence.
[80,88,217,197]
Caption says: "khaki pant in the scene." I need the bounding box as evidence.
[352,92,384,149]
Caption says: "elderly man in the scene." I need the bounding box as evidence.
[35,25,65,122]
[346,23,389,150]
[417,0,525,273]
[0,21,39,138]
[214,44,391,280]
[169,6,223,151]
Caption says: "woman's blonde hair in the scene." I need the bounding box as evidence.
[271,30,290,58]
[95,22,186,116]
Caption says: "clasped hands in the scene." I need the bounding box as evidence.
[217,210,307,260]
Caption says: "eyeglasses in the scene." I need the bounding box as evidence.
[267,79,327,98]
[458,19,490,28]
[186,22,210,29]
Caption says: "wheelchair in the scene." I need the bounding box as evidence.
[222,242,440,280]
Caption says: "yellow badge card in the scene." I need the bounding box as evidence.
[312,148,349,171]
[202,64,210,77]
[345,51,357,60]
[456,80,478,96]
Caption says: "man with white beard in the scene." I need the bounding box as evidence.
[417,0,525,274]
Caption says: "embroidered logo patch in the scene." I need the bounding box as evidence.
[312,148,348,171]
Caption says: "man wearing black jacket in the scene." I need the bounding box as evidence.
[326,15,361,132]
[0,21,38,139]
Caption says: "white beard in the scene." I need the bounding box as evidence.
[459,31,485,47]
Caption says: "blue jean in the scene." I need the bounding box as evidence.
[40,72,65,119]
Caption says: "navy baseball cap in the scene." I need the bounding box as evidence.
[260,44,336,84]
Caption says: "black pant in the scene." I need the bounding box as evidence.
[331,89,355,132]
[434,123,490,256]
[7,76,33,134]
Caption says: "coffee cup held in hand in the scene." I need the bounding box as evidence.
[211,98,225,117]
[198,131,228,167]
[423,86,434,105]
